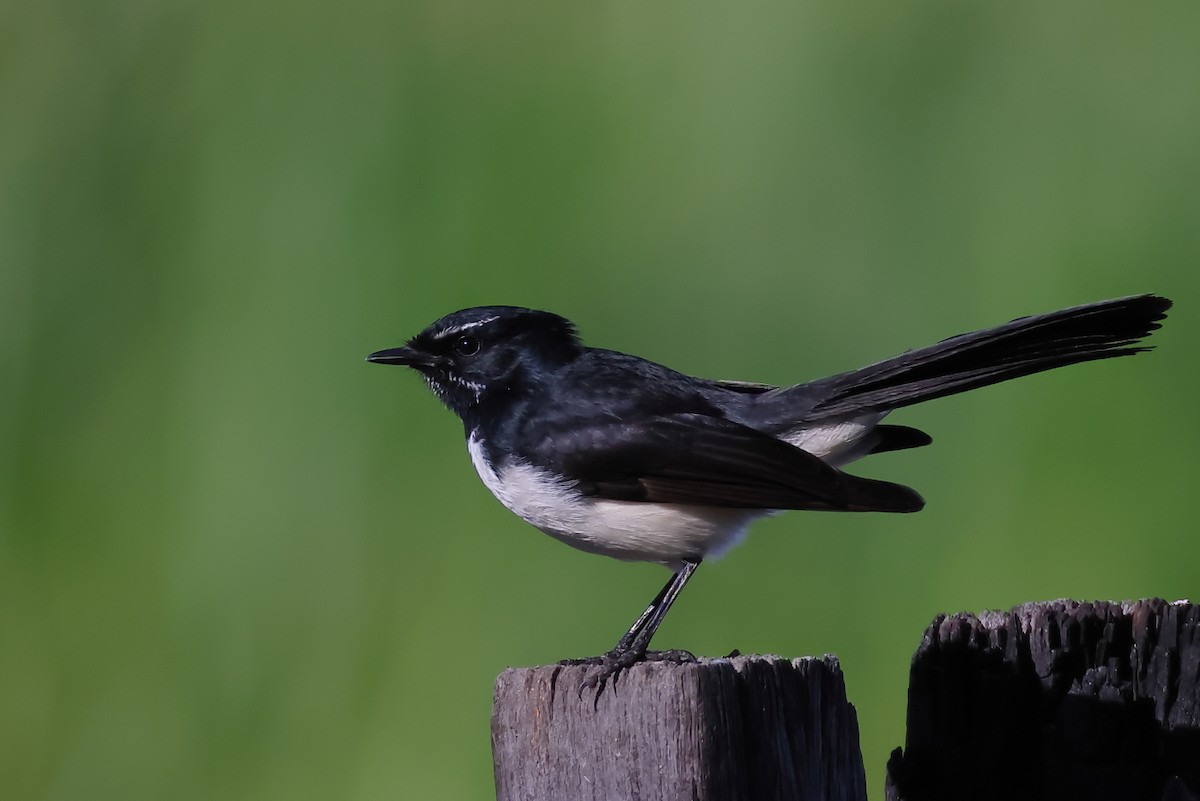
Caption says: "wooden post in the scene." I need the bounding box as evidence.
[886,598,1200,801]
[491,654,867,801]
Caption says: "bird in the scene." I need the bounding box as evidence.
[367,294,1171,697]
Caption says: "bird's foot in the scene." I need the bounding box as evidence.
[643,648,699,664]
[576,647,644,706]
[568,647,698,707]
[560,648,698,667]
[558,654,606,667]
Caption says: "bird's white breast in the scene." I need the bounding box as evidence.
[467,434,761,569]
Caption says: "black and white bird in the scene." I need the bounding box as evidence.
[368,295,1170,694]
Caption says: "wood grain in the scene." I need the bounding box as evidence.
[886,598,1200,801]
[492,654,866,801]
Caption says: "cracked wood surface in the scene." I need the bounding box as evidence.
[491,654,866,801]
[886,598,1200,801]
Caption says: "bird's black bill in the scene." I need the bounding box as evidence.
[366,345,432,367]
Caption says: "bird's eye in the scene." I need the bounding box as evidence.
[453,335,480,356]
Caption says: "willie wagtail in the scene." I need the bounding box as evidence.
[368,294,1171,696]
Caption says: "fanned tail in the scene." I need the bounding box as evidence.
[804,294,1171,418]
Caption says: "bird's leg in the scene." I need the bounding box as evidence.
[614,572,675,652]
[558,570,675,667]
[625,560,699,658]
[577,560,700,704]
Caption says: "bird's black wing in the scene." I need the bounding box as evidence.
[527,413,923,513]
[710,378,777,394]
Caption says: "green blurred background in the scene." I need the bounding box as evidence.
[3,0,1197,798]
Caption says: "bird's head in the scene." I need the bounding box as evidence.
[367,306,582,418]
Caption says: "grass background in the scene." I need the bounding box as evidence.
[3,0,1198,798]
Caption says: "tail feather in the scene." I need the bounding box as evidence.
[807,294,1171,417]
[840,472,926,513]
[868,424,933,455]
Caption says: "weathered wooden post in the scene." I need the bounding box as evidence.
[491,599,1200,801]
[886,598,1200,801]
[491,654,867,801]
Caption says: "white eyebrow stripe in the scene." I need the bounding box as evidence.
[434,316,500,338]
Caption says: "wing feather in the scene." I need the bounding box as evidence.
[529,413,923,513]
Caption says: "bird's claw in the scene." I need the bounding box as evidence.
[558,654,606,666]
[577,647,643,707]
[570,648,699,707]
[643,648,698,664]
